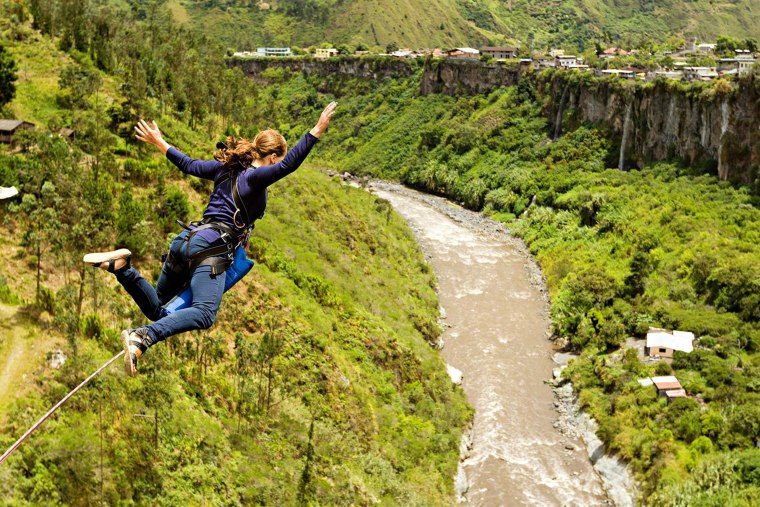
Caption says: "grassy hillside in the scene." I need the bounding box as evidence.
[158,0,760,51]
[0,12,470,506]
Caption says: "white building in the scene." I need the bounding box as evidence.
[646,329,695,358]
[315,48,338,59]
[556,55,578,68]
[597,69,636,79]
[256,47,292,57]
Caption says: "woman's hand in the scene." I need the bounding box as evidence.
[134,120,171,155]
[310,102,337,138]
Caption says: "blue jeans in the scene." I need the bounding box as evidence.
[115,229,227,347]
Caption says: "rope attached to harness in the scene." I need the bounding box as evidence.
[0,350,125,465]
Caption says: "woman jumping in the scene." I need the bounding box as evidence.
[84,102,337,376]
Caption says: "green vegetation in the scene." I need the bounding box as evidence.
[237,57,760,504]
[3,0,760,504]
[0,4,470,505]
[94,0,760,54]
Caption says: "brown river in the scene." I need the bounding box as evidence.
[371,182,613,506]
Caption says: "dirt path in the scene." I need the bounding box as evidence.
[0,304,54,414]
[371,182,610,506]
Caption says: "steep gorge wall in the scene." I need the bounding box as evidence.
[537,73,760,185]
[420,61,759,185]
[229,56,417,83]
[420,59,523,95]
[231,57,759,186]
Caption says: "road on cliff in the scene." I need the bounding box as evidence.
[371,182,610,506]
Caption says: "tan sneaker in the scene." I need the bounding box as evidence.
[121,328,150,377]
[83,249,132,273]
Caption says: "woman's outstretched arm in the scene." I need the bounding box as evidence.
[134,119,219,180]
[249,102,337,187]
[134,120,172,155]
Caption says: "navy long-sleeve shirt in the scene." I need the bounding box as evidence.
[166,131,318,242]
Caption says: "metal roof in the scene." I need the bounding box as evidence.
[0,119,23,131]
[651,376,683,390]
[647,329,694,353]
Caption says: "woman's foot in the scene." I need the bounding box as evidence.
[121,328,150,377]
[83,248,132,273]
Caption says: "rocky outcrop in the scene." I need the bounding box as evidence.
[228,56,417,82]
[539,72,760,185]
[421,59,524,95]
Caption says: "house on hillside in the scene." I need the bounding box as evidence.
[315,48,338,59]
[638,375,688,401]
[683,67,718,81]
[719,57,757,77]
[599,47,631,60]
[390,49,417,60]
[650,376,687,402]
[597,69,636,79]
[650,70,684,80]
[556,55,578,68]
[444,47,480,59]
[256,47,292,57]
[696,43,717,53]
[480,46,518,59]
[58,128,75,143]
[0,120,35,144]
[550,48,565,58]
[646,328,694,358]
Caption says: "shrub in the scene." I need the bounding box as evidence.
[80,312,104,339]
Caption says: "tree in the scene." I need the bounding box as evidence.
[386,42,399,53]
[58,62,102,108]
[716,35,741,57]
[0,43,17,107]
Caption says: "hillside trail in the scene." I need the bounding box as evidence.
[0,303,55,417]
[371,182,610,506]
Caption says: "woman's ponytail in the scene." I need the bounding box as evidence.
[213,130,287,168]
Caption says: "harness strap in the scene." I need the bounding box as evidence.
[214,164,259,231]
[169,219,240,276]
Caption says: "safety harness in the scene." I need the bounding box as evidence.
[164,163,260,277]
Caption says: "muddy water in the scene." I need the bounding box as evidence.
[372,183,609,506]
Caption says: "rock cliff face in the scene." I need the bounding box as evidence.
[422,62,759,185]
[229,56,417,83]
[232,57,759,186]
[539,73,760,185]
[420,59,523,95]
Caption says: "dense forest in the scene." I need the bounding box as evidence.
[2,0,760,505]
[0,2,470,505]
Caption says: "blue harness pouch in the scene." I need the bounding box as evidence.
[160,245,254,316]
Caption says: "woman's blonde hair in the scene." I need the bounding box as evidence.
[214,129,288,168]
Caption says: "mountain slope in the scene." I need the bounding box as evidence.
[163,0,760,51]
